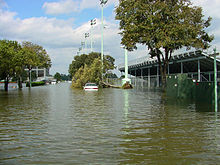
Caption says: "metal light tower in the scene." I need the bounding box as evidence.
[81,41,85,54]
[213,48,219,112]
[100,0,108,80]
[85,33,89,54]
[79,47,82,55]
[90,18,96,52]
[121,47,131,85]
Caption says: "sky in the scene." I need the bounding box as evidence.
[1,0,220,75]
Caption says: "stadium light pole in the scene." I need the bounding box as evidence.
[100,0,108,80]
[90,19,96,52]
[81,41,85,54]
[85,33,89,54]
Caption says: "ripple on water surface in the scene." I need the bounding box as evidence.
[0,83,220,164]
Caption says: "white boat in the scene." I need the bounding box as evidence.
[84,83,98,91]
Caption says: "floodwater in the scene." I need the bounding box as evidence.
[0,83,220,165]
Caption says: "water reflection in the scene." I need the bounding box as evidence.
[0,84,220,164]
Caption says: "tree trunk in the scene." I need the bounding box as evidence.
[4,77,9,91]
[18,76,22,89]
[156,48,170,90]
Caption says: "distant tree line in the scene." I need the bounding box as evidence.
[68,52,116,88]
[0,39,51,91]
[54,72,71,82]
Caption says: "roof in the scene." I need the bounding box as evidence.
[118,50,220,76]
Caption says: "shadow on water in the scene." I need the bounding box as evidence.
[160,89,217,113]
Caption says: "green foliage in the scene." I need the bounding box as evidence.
[0,39,51,90]
[60,74,71,81]
[72,58,102,88]
[22,41,51,69]
[54,72,62,81]
[26,81,45,87]
[69,52,115,88]
[69,52,115,77]
[115,0,214,86]
[105,72,118,78]
[0,40,21,80]
[69,52,100,76]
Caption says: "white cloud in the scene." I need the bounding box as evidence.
[3,0,219,75]
[43,0,118,15]
[192,0,220,19]
[0,9,129,74]
[43,0,80,15]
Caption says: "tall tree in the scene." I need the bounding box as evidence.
[70,52,116,88]
[54,72,62,81]
[22,41,51,69]
[115,0,214,87]
[72,58,102,88]
[69,52,115,78]
[22,41,51,85]
[0,40,21,91]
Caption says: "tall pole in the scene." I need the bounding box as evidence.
[85,39,87,54]
[85,33,89,55]
[81,42,85,54]
[90,28,93,52]
[214,48,218,112]
[90,19,96,52]
[101,4,104,79]
[29,65,32,88]
[100,0,107,80]
[125,49,128,79]
[122,47,131,86]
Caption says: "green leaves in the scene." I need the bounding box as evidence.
[0,39,51,82]
[0,40,21,79]
[70,52,116,88]
[22,41,51,69]
[115,0,214,86]
[115,0,213,51]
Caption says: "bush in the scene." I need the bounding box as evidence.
[26,81,45,87]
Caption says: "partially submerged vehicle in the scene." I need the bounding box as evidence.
[84,83,98,91]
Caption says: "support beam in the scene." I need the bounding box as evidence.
[181,62,183,74]
[44,68,46,80]
[148,68,151,88]
[135,69,137,86]
[157,65,159,87]
[36,66,38,77]
[198,60,201,82]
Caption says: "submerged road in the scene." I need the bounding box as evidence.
[0,83,220,164]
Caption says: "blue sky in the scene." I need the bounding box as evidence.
[1,0,220,75]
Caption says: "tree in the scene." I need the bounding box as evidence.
[22,41,51,69]
[54,72,62,81]
[72,58,102,88]
[22,41,51,86]
[0,40,21,91]
[115,0,214,87]
[69,52,115,78]
[69,52,100,77]
[70,52,116,88]
[0,40,51,91]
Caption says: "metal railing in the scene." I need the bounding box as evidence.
[107,71,220,88]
